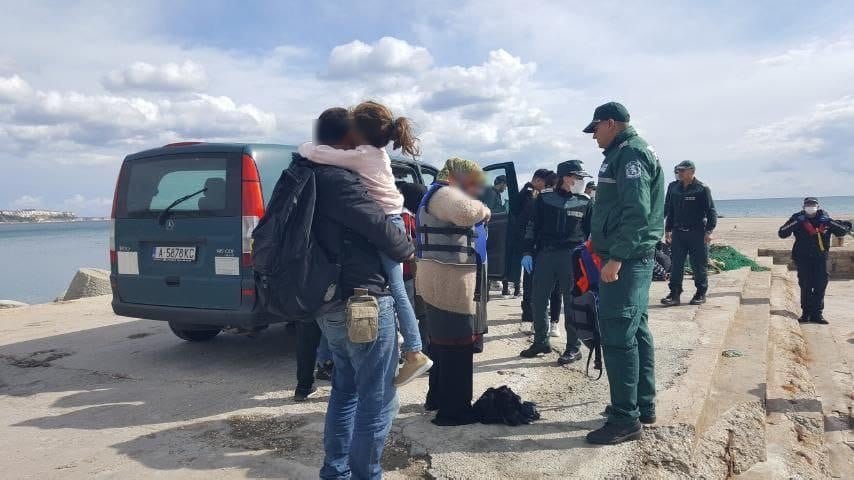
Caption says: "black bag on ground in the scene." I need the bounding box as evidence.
[251,158,339,321]
[472,385,540,426]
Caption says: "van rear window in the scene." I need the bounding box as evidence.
[117,156,240,218]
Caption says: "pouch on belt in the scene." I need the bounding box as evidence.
[346,288,379,343]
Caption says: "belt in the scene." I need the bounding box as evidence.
[674,224,704,232]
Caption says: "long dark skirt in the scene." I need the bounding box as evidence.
[424,303,480,425]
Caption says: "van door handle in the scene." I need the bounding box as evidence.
[165,276,180,287]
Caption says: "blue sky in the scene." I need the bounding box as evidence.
[1,1,854,215]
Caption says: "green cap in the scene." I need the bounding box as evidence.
[674,160,696,171]
[556,159,591,178]
[583,102,630,133]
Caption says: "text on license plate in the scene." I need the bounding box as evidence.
[152,246,196,262]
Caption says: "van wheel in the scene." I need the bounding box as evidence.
[169,323,221,342]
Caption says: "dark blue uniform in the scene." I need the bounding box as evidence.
[778,210,849,321]
[664,178,716,297]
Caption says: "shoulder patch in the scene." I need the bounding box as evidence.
[625,160,642,179]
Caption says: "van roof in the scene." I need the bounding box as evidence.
[124,142,434,169]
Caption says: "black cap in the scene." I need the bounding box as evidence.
[583,102,630,133]
[803,197,819,206]
[675,160,696,171]
[586,181,596,190]
[494,175,507,186]
[556,159,591,178]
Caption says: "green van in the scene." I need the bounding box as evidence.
[110,142,517,341]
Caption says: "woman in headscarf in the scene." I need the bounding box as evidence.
[415,157,491,426]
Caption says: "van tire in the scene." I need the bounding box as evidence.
[169,323,221,342]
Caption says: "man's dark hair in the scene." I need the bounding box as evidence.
[314,107,350,145]
[533,168,550,180]
[545,171,558,188]
[494,175,507,186]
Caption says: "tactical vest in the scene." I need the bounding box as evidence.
[416,183,487,265]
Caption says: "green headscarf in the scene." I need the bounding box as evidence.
[436,157,485,183]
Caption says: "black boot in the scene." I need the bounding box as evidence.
[557,348,582,365]
[811,313,829,324]
[660,292,681,306]
[586,421,643,445]
[798,313,810,323]
[520,343,551,358]
[689,291,707,305]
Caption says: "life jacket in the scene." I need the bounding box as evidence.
[416,183,487,265]
[569,240,604,380]
[417,182,488,302]
[800,219,828,252]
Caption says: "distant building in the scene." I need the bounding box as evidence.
[0,209,76,223]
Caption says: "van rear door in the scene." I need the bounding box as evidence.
[113,153,243,309]
[481,162,520,279]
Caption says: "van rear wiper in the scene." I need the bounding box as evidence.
[158,187,207,225]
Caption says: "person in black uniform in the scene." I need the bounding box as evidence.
[517,169,552,319]
[661,160,717,306]
[519,160,593,363]
[778,197,850,324]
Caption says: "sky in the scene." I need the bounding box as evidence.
[1,0,853,216]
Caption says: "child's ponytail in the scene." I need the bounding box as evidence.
[352,100,421,158]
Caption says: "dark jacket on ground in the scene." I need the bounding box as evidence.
[522,188,592,256]
[302,156,414,298]
[664,178,717,233]
[778,210,850,261]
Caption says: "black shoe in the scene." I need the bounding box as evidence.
[315,361,333,381]
[557,348,582,365]
[424,401,438,412]
[689,292,706,305]
[798,313,810,323]
[513,288,521,298]
[811,314,829,324]
[660,292,681,306]
[586,421,643,445]
[293,386,318,402]
[520,343,551,358]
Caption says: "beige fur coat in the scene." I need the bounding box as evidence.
[415,186,491,315]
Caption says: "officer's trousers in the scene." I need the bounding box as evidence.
[532,248,580,349]
[522,271,560,323]
[795,257,829,317]
[600,256,656,425]
[668,228,708,295]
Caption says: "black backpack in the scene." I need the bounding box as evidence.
[251,157,340,321]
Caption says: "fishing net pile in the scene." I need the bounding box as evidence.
[685,244,770,274]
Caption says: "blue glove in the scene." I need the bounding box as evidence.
[817,214,830,224]
[521,255,534,274]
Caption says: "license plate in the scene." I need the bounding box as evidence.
[152,246,196,262]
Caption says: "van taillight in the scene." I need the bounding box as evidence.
[109,164,124,267]
[241,154,264,267]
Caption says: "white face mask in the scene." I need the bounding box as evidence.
[804,206,819,216]
[570,179,586,195]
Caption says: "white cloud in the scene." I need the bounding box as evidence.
[102,61,207,92]
[0,76,277,151]
[12,195,43,208]
[0,74,32,103]
[743,96,854,155]
[327,36,434,78]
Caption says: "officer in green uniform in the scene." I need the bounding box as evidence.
[519,160,593,363]
[661,160,717,306]
[583,102,665,445]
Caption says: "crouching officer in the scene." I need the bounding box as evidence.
[583,102,665,445]
[661,160,717,306]
[519,160,592,363]
[778,197,850,324]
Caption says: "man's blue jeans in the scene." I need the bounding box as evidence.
[317,296,399,480]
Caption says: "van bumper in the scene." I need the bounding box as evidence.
[111,298,280,329]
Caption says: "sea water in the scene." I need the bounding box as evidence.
[0,221,109,304]
[1,195,852,304]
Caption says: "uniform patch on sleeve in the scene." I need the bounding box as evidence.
[625,160,642,179]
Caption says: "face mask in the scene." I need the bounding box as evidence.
[570,180,586,195]
[804,206,818,216]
